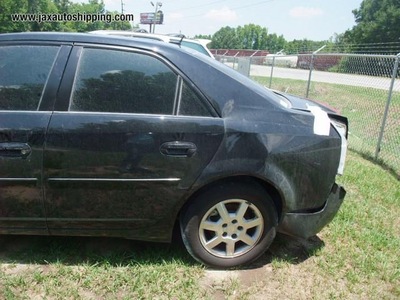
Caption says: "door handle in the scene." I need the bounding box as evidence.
[160,141,197,157]
[0,142,32,159]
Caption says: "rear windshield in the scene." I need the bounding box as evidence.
[181,41,210,57]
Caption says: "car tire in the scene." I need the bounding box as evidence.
[180,182,278,268]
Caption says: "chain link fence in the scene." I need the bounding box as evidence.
[214,52,400,178]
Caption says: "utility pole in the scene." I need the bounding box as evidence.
[121,0,124,14]
[150,2,162,33]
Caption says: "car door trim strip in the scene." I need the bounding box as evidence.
[46,178,180,182]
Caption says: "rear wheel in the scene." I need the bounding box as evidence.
[180,182,277,268]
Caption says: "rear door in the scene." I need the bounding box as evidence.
[0,43,69,233]
[43,45,224,239]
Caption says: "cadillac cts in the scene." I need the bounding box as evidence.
[0,32,347,268]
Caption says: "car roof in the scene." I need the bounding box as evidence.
[89,30,171,42]
[0,31,187,56]
[89,30,214,58]
[0,31,214,59]
[0,31,158,44]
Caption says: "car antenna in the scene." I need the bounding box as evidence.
[169,35,185,47]
[178,35,184,46]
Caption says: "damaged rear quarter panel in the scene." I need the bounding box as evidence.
[193,107,342,217]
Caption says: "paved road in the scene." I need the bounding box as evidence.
[248,65,400,92]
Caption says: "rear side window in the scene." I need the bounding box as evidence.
[70,48,178,114]
[178,82,212,117]
[0,45,59,110]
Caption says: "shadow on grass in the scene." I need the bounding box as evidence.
[350,149,400,180]
[0,233,324,270]
[0,235,197,267]
[246,233,325,269]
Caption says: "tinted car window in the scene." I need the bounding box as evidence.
[180,41,210,56]
[0,45,59,110]
[70,48,177,114]
[178,82,212,117]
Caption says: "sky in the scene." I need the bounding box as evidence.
[81,0,364,40]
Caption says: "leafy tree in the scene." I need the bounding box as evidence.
[285,39,327,54]
[28,0,59,31]
[211,24,276,50]
[53,0,70,13]
[211,26,241,49]
[210,24,306,53]
[0,0,61,32]
[265,33,286,53]
[237,24,268,50]
[66,0,106,32]
[0,0,30,32]
[194,34,212,40]
[344,0,400,45]
[209,24,334,54]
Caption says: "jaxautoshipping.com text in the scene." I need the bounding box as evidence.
[11,13,134,23]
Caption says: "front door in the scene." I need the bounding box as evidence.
[0,44,64,233]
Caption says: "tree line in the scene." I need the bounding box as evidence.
[195,24,328,54]
[197,0,400,54]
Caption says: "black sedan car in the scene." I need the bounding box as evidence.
[0,32,347,268]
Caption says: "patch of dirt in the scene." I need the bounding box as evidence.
[200,234,326,299]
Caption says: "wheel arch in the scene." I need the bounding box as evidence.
[178,175,284,224]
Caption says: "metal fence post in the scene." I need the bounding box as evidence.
[306,45,326,98]
[375,53,400,160]
[232,51,240,70]
[269,56,276,88]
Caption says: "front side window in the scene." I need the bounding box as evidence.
[0,45,59,110]
[70,48,178,114]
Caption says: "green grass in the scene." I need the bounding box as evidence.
[324,152,400,295]
[0,151,399,299]
[253,76,400,177]
[0,239,206,299]
[253,151,400,299]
